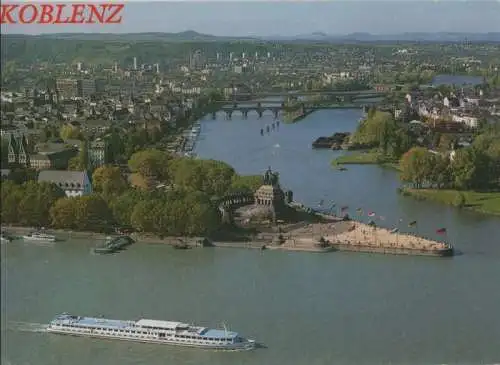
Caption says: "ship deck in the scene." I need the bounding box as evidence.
[52,315,239,338]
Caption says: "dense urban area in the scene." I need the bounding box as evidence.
[1,33,500,237]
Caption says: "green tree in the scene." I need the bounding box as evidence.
[0,181,23,223]
[51,195,113,232]
[109,190,145,227]
[18,181,65,227]
[79,139,89,171]
[92,165,128,197]
[130,199,159,233]
[128,149,169,185]
[50,197,77,229]
[350,111,397,151]
[400,147,436,188]
[451,148,490,190]
[0,139,8,167]
[60,124,82,140]
[229,174,263,193]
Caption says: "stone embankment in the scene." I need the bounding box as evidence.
[283,221,453,256]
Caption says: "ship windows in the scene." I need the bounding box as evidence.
[159,333,165,338]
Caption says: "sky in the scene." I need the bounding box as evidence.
[2,1,500,36]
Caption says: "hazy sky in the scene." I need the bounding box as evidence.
[2,1,500,35]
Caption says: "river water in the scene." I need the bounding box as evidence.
[2,108,500,365]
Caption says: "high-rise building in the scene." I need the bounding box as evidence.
[77,79,96,98]
[190,50,203,70]
[55,78,78,99]
[88,138,109,168]
[133,57,138,70]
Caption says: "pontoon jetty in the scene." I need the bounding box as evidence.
[47,314,256,350]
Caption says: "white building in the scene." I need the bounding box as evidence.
[38,170,92,197]
[451,114,479,129]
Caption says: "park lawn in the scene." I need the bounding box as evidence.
[332,151,402,171]
[403,188,500,216]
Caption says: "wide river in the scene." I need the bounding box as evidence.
[2,108,500,365]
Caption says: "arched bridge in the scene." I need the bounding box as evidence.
[219,102,285,119]
[213,98,380,119]
[221,89,388,102]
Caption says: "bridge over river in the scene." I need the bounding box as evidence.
[214,99,379,119]
[223,89,388,100]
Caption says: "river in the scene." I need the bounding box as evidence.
[2,108,500,365]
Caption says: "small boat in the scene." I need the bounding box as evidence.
[22,232,56,242]
[336,166,348,171]
[47,314,256,350]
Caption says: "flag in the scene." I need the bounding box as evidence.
[408,220,417,227]
[390,228,399,233]
[368,212,375,217]
[436,228,447,234]
[341,206,349,211]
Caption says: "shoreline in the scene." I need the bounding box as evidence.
[400,188,500,216]
[331,153,500,216]
[2,220,453,257]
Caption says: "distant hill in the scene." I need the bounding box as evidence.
[265,32,500,43]
[2,30,258,42]
[2,31,500,43]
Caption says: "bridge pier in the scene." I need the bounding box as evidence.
[225,110,232,119]
[257,109,263,118]
[242,110,248,119]
[273,109,279,119]
[211,111,217,119]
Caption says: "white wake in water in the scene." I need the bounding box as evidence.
[7,321,48,333]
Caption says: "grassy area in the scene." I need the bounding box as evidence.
[401,188,500,216]
[331,151,402,171]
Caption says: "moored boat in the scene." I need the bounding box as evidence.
[92,236,133,254]
[47,314,256,350]
[22,232,56,242]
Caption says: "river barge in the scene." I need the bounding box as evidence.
[47,313,256,350]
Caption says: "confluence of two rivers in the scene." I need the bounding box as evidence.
[1,108,499,365]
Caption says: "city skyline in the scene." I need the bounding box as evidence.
[1,1,500,36]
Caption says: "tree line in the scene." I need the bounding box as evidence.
[1,150,263,236]
[400,130,500,191]
[349,109,500,192]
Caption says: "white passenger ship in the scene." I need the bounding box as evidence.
[22,232,56,242]
[47,314,256,350]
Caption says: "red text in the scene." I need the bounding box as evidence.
[1,3,124,24]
